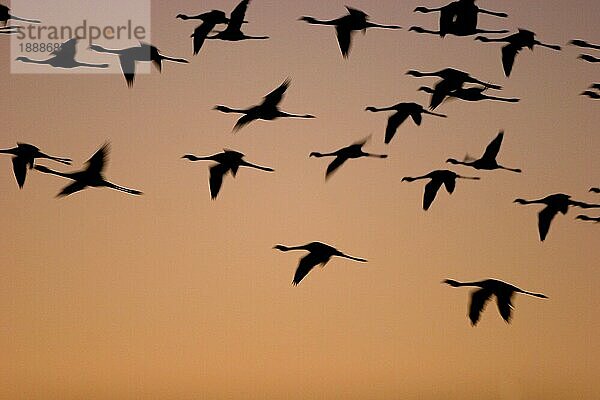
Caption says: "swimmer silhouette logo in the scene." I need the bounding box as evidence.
[10,0,151,74]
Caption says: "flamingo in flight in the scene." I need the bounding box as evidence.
[0,5,40,26]
[411,0,508,37]
[0,143,71,188]
[178,10,230,55]
[205,0,268,42]
[446,131,522,173]
[214,79,315,132]
[402,169,479,210]
[365,102,446,144]
[15,39,109,69]
[407,68,502,109]
[300,6,401,58]
[406,68,502,89]
[475,29,561,77]
[418,86,520,107]
[309,136,387,179]
[89,42,188,87]
[443,278,547,325]
[274,242,367,286]
[514,193,600,241]
[182,150,273,199]
[34,143,142,197]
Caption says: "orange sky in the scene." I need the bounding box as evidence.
[1,1,599,399]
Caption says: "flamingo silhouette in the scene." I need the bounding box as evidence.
[309,136,387,179]
[365,102,446,144]
[402,169,480,210]
[0,143,71,188]
[447,131,521,173]
[407,68,502,109]
[569,39,600,51]
[300,6,401,58]
[15,39,109,69]
[182,150,273,199]
[214,79,315,132]
[411,0,507,37]
[0,5,40,26]
[443,278,547,325]
[274,242,367,285]
[177,10,230,55]
[576,215,600,223]
[205,0,268,42]
[34,143,142,197]
[475,29,561,77]
[406,68,502,89]
[514,194,600,241]
[89,42,188,87]
[418,86,520,106]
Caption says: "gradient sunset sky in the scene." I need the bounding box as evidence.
[1,1,599,399]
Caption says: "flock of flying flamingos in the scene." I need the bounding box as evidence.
[1,1,599,325]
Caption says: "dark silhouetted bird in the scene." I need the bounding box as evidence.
[569,39,600,50]
[34,143,142,197]
[178,10,230,55]
[407,68,502,109]
[365,102,446,144]
[576,215,600,223]
[402,169,479,210]
[182,150,273,199]
[476,29,561,77]
[89,42,188,87]
[406,68,502,88]
[205,0,268,42]
[309,136,387,179]
[446,131,521,173]
[443,278,547,325]
[411,0,507,37]
[15,39,109,69]
[514,194,600,241]
[418,86,519,106]
[274,242,367,285]
[300,6,401,58]
[0,5,40,26]
[590,187,600,193]
[0,143,71,188]
[214,79,315,131]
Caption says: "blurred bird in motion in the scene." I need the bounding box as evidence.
[443,278,547,325]
[0,143,71,188]
[182,150,274,199]
[274,242,367,285]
